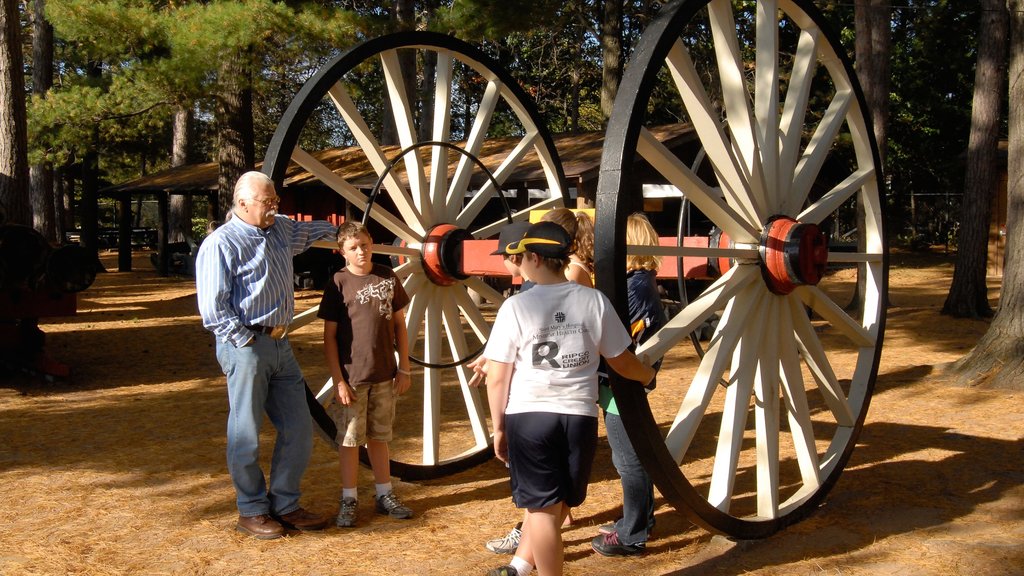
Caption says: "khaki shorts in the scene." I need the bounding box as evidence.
[328,379,396,447]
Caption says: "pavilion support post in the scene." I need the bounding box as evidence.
[157,192,169,276]
[117,193,132,272]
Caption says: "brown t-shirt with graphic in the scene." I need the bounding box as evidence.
[317,264,410,386]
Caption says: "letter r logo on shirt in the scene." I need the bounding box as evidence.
[532,341,560,368]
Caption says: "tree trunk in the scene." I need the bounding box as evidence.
[29,0,55,241]
[78,63,102,258]
[215,51,255,219]
[942,0,1008,319]
[600,0,623,125]
[169,105,192,243]
[382,0,416,146]
[0,0,31,226]
[948,0,1023,390]
[850,0,893,312]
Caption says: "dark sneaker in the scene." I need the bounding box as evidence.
[485,566,519,576]
[336,497,358,528]
[375,491,413,519]
[592,531,645,557]
[485,522,522,554]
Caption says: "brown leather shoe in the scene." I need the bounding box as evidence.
[236,514,285,539]
[274,507,329,531]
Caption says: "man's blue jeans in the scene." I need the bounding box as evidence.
[603,411,655,545]
[216,334,312,517]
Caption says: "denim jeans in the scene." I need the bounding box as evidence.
[603,411,655,545]
[216,334,312,517]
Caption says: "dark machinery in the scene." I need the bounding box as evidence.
[0,224,97,380]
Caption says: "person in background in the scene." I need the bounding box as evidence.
[195,171,334,539]
[539,207,594,288]
[592,212,667,557]
[318,222,414,528]
[482,221,655,576]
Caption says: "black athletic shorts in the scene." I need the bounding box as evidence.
[505,411,598,510]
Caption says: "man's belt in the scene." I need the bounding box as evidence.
[247,324,288,339]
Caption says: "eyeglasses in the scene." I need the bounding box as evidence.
[245,196,280,207]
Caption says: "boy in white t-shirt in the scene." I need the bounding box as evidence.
[482,221,655,576]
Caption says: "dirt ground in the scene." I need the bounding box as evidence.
[0,249,1021,576]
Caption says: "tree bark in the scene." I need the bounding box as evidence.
[78,63,102,258]
[215,51,255,219]
[169,105,192,243]
[600,0,623,125]
[382,0,416,146]
[942,0,1008,319]
[850,1,893,312]
[29,0,56,241]
[949,0,1023,390]
[0,0,31,226]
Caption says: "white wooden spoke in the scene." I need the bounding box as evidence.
[455,132,538,229]
[754,0,780,212]
[439,294,489,449]
[369,243,421,259]
[708,0,769,220]
[797,167,875,224]
[452,283,495,343]
[794,285,874,347]
[392,258,418,282]
[787,296,855,426]
[422,296,444,465]
[288,304,321,332]
[664,338,725,463]
[290,147,420,243]
[778,26,821,198]
[460,275,505,309]
[380,50,430,219]
[471,195,563,240]
[638,265,759,362]
[429,52,454,219]
[777,296,823,492]
[404,286,431,357]
[446,79,501,213]
[665,282,762,461]
[788,89,853,213]
[664,39,760,228]
[314,378,334,404]
[638,127,759,242]
[707,290,768,511]
[753,296,782,519]
[327,83,424,234]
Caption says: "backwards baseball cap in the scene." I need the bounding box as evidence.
[491,221,532,255]
[505,221,572,259]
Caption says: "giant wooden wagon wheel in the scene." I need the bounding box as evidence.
[595,0,887,538]
[264,32,568,480]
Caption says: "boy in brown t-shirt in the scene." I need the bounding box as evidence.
[318,222,413,528]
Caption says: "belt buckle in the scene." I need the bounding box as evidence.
[270,325,287,339]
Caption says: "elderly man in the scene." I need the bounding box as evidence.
[196,171,336,539]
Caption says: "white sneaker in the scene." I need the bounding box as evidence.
[485,522,522,554]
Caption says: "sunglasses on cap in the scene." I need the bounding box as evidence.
[505,237,564,255]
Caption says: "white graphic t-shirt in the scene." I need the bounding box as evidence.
[484,281,631,417]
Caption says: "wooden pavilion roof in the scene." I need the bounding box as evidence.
[102,123,697,196]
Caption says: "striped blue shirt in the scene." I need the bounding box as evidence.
[195,214,337,347]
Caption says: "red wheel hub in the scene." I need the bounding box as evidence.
[760,216,828,295]
[421,224,473,286]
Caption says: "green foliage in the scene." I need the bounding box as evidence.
[886,1,980,243]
